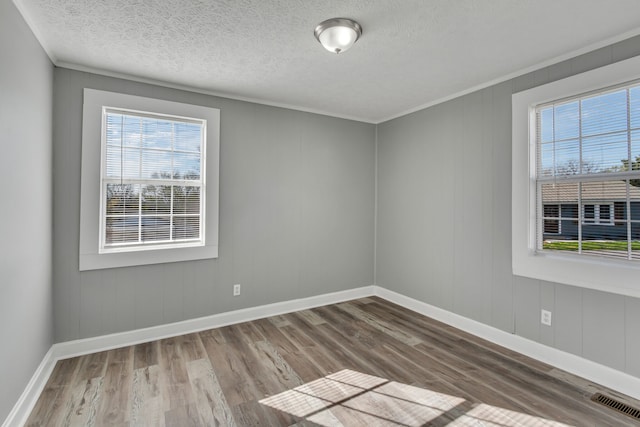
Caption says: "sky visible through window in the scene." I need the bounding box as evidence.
[102,110,204,248]
[538,85,640,177]
[105,112,202,180]
[536,83,640,260]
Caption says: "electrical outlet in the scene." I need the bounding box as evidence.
[233,284,241,296]
[541,309,552,326]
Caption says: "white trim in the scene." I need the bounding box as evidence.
[15,0,640,125]
[512,54,640,298]
[6,284,640,425]
[56,61,376,125]
[2,286,374,426]
[43,31,640,125]
[11,0,58,63]
[50,286,374,359]
[58,26,640,126]
[377,26,640,123]
[1,348,56,427]
[373,286,640,401]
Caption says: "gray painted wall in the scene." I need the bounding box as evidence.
[53,68,375,342]
[5,7,640,420]
[0,0,54,421]
[376,35,640,378]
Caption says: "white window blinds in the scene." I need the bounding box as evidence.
[535,81,640,260]
[101,108,205,252]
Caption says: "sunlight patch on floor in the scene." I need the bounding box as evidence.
[259,369,574,426]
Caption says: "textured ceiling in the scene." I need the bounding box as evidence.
[15,0,640,123]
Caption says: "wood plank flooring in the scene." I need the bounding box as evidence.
[25,297,640,426]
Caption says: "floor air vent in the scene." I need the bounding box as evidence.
[591,392,640,420]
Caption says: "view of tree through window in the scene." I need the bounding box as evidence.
[536,82,640,260]
[102,110,204,250]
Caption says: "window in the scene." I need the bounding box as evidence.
[512,54,640,298]
[535,83,640,259]
[543,204,561,234]
[583,204,596,223]
[581,203,613,225]
[80,89,220,271]
[101,109,205,252]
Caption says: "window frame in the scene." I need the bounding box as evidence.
[99,107,206,253]
[512,55,640,298]
[80,89,220,271]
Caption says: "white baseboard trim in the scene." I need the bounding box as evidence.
[54,285,376,360]
[7,283,640,426]
[373,285,640,401]
[2,348,57,427]
[2,285,375,427]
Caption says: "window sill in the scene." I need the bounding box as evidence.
[80,244,218,270]
[513,248,640,298]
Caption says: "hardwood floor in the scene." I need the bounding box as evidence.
[25,297,639,426]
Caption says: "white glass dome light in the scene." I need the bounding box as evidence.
[314,18,362,54]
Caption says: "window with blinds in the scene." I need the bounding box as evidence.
[535,81,640,260]
[100,108,205,252]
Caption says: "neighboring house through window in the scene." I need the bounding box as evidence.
[582,203,614,225]
[543,204,561,234]
[535,86,640,259]
[512,55,640,297]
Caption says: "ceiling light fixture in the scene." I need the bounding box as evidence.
[314,18,362,54]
